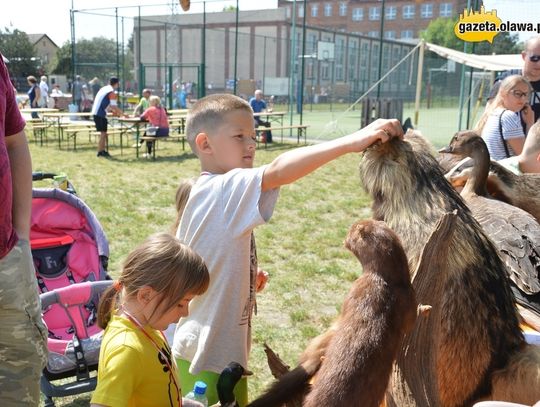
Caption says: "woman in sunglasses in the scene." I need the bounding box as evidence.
[475,75,534,160]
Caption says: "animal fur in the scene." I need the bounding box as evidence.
[248,220,418,407]
[440,132,540,328]
[359,131,534,406]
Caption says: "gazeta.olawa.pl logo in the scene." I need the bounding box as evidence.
[455,6,540,43]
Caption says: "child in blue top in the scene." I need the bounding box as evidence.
[172,93,403,406]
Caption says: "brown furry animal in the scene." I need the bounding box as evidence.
[440,132,540,329]
[359,132,539,406]
[248,219,418,407]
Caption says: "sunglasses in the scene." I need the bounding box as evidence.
[528,54,540,62]
[511,89,530,99]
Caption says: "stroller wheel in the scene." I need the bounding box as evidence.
[43,396,56,407]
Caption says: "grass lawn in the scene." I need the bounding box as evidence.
[30,106,452,405]
[274,102,465,148]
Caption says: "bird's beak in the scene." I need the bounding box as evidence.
[243,369,254,377]
[438,146,453,154]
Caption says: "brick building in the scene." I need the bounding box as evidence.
[277,0,469,41]
[135,7,417,101]
[27,33,59,71]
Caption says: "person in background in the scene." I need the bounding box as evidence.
[499,119,540,174]
[39,75,49,108]
[0,53,48,407]
[133,88,152,116]
[249,89,273,143]
[173,93,402,406]
[140,95,169,158]
[89,77,101,99]
[90,233,209,407]
[26,75,41,119]
[72,75,83,112]
[91,77,125,158]
[476,75,534,160]
[488,35,540,129]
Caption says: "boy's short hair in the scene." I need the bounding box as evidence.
[109,77,119,86]
[186,94,252,155]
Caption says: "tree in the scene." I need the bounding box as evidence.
[420,17,521,55]
[0,28,39,78]
[51,36,133,82]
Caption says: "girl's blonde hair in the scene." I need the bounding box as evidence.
[97,233,209,329]
[171,178,196,234]
[149,95,162,107]
[475,74,532,132]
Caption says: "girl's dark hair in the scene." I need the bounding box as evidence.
[97,233,209,329]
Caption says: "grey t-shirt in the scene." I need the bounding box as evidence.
[172,166,279,374]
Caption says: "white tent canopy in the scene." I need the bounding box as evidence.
[425,42,523,71]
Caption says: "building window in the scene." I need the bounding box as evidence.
[440,3,453,17]
[421,3,433,18]
[298,4,304,18]
[385,6,397,20]
[352,7,364,21]
[311,4,318,17]
[369,6,380,21]
[401,30,414,39]
[368,31,379,38]
[403,5,415,19]
[324,3,332,17]
[339,2,347,16]
[384,31,396,39]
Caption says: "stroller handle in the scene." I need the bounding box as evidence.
[32,172,57,181]
[40,281,113,309]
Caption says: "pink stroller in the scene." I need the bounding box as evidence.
[31,173,111,407]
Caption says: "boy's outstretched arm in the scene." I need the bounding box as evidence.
[261,118,402,191]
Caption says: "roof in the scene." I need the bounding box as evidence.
[26,33,59,49]
[425,42,523,72]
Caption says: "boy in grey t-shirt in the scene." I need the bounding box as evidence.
[172,93,403,406]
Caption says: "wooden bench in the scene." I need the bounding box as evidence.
[25,119,49,146]
[62,124,95,150]
[139,134,187,159]
[255,124,309,147]
[92,128,131,155]
[168,115,186,135]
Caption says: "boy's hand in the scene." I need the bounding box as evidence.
[365,118,404,143]
[256,268,269,292]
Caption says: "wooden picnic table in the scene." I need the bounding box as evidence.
[117,117,147,158]
[20,108,60,114]
[41,112,94,147]
[253,111,286,125]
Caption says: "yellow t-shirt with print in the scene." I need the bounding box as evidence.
[91,314,181,407]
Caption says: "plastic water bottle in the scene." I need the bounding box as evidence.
[184,380,208,407]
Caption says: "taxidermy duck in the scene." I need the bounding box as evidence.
[210,362,252,407]
[444,155,540,223]
[440,131,540,330]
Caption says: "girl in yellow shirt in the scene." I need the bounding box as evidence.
[91,233,209,407]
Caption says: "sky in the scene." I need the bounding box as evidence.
[0,0,279,46]
[0,0,539,47]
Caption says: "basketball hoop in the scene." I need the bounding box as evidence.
[179,0,190,11]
